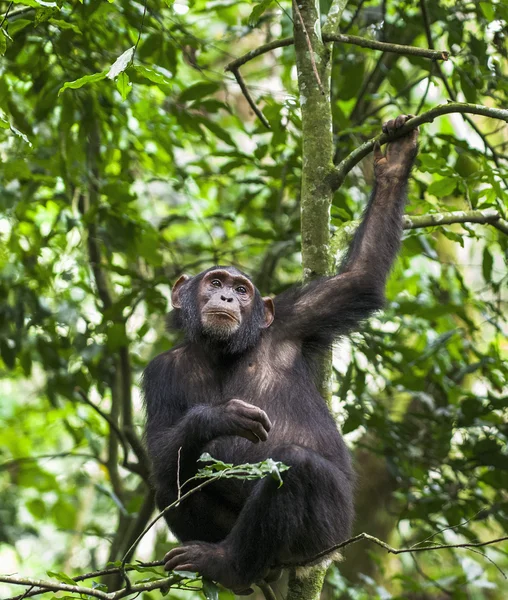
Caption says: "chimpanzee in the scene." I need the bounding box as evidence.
[143,115,418,593]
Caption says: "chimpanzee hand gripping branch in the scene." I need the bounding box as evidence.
[143,116,419,593]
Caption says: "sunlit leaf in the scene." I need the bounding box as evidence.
[58,70,107,94]
[116,72,132,100]
[107,46,135,79]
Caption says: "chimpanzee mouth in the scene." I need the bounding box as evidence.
[205,311,239,323]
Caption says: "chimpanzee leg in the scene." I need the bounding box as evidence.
[164,445,354,591]
[157,486,241,544]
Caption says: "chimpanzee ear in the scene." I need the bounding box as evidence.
[171,274,190,309]
[261,297,275,328]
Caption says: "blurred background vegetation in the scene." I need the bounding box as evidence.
[0,0,507,598]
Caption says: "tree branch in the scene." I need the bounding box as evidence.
[0,576,111,600]
[332,209,507,254]
[224,34,447,72]
[279,532,508,569]
[322,0,349,36]
[5,532,506,600]
[330,102,508,191]
[403,208,504,231]
[229,67,270,129]
[324,33,449,60]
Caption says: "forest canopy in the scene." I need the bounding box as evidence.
[0,1,507,599]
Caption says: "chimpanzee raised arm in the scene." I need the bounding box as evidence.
[143,115,418,594]
[273,114,418,345]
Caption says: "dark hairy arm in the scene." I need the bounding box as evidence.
[275,115,419,345]
[143,354,271,490]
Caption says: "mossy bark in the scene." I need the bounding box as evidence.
[290,1,350,598]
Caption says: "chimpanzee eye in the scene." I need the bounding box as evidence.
[211,279,222,288]
[236,286,247,294]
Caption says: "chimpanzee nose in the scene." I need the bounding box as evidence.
[220,295,233,302]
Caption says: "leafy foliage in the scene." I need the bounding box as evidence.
[0,0,507,599]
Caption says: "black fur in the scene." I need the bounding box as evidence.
[142,119,417,591]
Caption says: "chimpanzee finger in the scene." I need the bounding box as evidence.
[164,549,194,572]
[250,420,269,441]
[239,405,272,432]
[394,114,407,129]
[164,546,187,563]
[256,409,272,432]
[166,562,194,572]
[374,142,384,162]
[238,428,261,443]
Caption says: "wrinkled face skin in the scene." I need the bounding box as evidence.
[198,269,256,339]
[171,267,274,353]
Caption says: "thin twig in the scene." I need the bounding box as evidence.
[278,532,508,568]
[75,387,130,461]
[230,67,270,128]
[0,1,13,28]
[343,0,368,33]
[292,0,325,95]
[415,70,433,115]
[177,446,182,502]
[131,0,148,64]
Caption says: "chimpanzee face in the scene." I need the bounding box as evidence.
[171,266,274,352]
[198,269,256,340]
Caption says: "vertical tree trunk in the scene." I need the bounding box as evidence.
[291,1,349,598]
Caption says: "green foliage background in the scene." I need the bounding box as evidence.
[0,0,507,598]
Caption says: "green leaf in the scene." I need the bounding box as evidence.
[479,2,495,20]
[58,70,107,95]
[179,81,220,103]
[116,72,132,100]
[0,30,6,55]
[482,247,493,282]
[203,579,219,600]
[9,125,32,146]
[47,571,77,585]
[49,19,82,33]
[15,0,57,7]
[27,498,46,519]
[107,46,135,79]
[248,0,274,27]
[198,118,236,147]
[133,65,172,87]
[427,177,456,198]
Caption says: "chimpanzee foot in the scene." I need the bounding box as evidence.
[164,542,252,594]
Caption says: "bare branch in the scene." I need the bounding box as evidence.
[403,208,504,231]
[0,576,111,600]
[225,34,447,72]
[324,33,449,60]
[229,67,270,129]
[279,532,508,569]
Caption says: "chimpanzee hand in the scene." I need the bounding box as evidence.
[220,398,272,443]
[374,114,419,180]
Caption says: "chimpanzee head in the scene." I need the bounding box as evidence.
[171,266,274,354]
